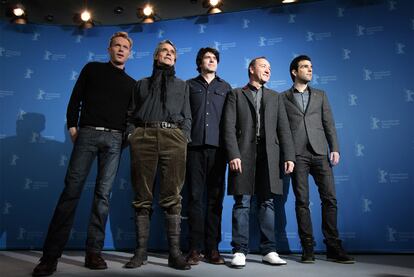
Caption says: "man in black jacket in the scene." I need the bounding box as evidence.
[222,57,295,268]
[282,55,354,264]
[32,32,135,276]
[125,40,191,270]
[185,47,231,265]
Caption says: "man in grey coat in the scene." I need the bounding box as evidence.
[282,55,354,264]
[222,56,295,268]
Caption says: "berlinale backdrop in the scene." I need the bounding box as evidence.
[0,0,413,253]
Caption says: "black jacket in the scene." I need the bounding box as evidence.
[129,77,192,141]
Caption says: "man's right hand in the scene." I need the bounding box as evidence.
[229,158,242,173]
[68,127,78,143]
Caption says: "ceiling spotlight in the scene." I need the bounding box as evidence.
[9,4,27,24]
[282,0,297,3]
[80,10,91,22]
[203,0,223,14]
[143,5,153,16]
[73,10,94,29]
[13,7,24,16]
[137,4,159,24]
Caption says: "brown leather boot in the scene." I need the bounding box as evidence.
[125,214,150,268]
[165,214,191,270]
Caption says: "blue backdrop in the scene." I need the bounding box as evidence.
[0,0,413,253]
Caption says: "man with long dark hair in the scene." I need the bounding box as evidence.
[125,40,191,270]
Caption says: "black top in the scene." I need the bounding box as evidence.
[130,77,192,141]
[187,75,231,147]
[66,62,135,131]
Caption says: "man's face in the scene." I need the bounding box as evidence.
[200,52,217,73]
[293,60,313,83]
[108,37,131,66]
[250,58,271,84]
[156,43,176,66]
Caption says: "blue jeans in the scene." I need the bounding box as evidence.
[231,195,276,255]
[43,127,122,258]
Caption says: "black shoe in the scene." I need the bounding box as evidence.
[301,251,315,264]
[169,254,191,270]
[326,243,355,264]
[301,240,315,264]
[85,253,108,269]
[187,250,202,265]
[32,257,58,276]
[205,250,225,265]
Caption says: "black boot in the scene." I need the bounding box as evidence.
[301,239,315,264]
[325,239,355,264]
[165,214,191,270]
[125,214,150,268]
[32,256,58,276]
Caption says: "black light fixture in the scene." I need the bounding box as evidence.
[114,6,124,14]
[137,4,159,24]
[203,0,223,14]
[44,14,54,22]
[10,3,27,24]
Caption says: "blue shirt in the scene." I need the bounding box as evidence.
[187,75,232,147]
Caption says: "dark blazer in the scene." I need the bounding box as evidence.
[282,86,339,156]
[222,85,295,195]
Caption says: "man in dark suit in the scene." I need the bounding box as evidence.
[222,56,295,268]
[282,55,354,264]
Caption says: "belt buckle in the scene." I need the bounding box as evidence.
[161,122,168,128]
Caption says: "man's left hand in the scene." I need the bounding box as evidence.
[330,152,340,166]
[284,161,295,174]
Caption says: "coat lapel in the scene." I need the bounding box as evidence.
[305,86,316,114]
[241,85,256,110]
[286,87,304,114]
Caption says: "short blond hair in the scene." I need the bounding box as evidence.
[109,31,133,49]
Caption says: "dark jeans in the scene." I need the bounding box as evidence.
[43,127,122,258]
[291,152,339,245]
[129,127,187,216]
[186,146,226,252]
[231,195,276,255]
[231,141,276,255]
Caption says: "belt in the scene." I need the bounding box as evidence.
[83,126,122,133]
[135,121,180,129]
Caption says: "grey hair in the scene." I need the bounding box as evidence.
[153,39,177,61]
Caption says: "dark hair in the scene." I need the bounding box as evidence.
[289,55,311,82]
[196,47,220,73]
[248,56,267,78]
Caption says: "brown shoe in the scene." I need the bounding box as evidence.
[205,250,225,265]
[32,257,58,276]
[186,250,202,265]
[85,252,107,270]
